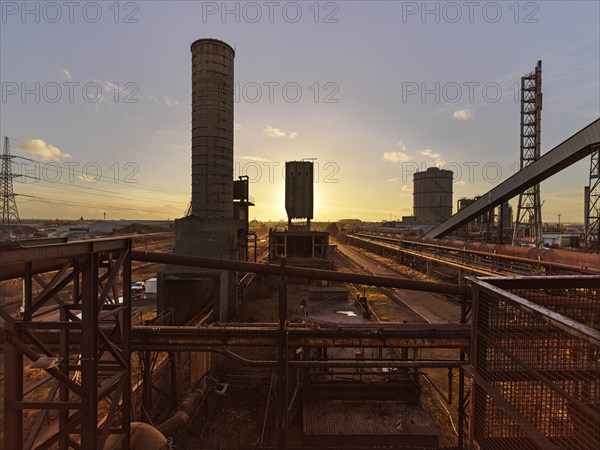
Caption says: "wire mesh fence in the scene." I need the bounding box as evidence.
[469,276,600,450]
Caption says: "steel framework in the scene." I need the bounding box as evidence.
[4,237,599,449]
[425,119,600,238]
[468,275,600,450]
[585,145,600,253]
[1,136,22,239]
[2,239,132,450]
[513,61,543,247]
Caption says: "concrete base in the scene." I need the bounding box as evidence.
[159,216,243,323]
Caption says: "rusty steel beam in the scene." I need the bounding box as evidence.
[131,250,469,296]
[0,259,70,281]
[0,238,130,265]
[131,324,471,349]
[4,323,471,350]
[479,274,600,290]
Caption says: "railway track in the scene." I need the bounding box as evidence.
[332,241,460,324]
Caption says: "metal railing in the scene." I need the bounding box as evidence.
[468,275,600,450]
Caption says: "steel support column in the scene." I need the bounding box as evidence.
[585,145,600,253]
[1,239,133,450]
[276,259,288,449]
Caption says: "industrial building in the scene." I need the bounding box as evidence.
[413,167,453,222]
[269,160,331,268]
[158,39,251,324]
[0,38,599,450]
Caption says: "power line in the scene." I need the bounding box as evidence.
[16,174,188,208]
[14,155,189,196]
[18,194,181,216]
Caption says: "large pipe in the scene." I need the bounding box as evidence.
[1,323,472,350]
[355,233,600,273]
[156,386,205,438]
[408,235,600,270]
[131,250,469,296]
[0,259,68,281]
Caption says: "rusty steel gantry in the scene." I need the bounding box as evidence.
[2,239,132,450]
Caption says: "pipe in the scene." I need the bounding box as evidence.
[409,235,600,270]
[131,250,469,296]
[0,259,69,281]
[156,386,206,438]
[355,233,600,273]
[0,323,472,350]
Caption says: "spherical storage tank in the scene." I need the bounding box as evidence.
[413,167,453,222]
[191,39,235,219]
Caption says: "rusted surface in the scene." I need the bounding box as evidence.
[468,276,600,450]
[131,250,469,296]
[303,400,439,447]
[353,233,600,274]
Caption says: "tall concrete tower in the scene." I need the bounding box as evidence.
[191,39,235,219]
[160,39,242,324]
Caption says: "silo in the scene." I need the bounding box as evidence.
[413,167,453,222]
[191,38,235,219]
[285,161,314,224]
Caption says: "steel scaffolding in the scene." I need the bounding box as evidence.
[585,145,600,253]
[513,61,543,247]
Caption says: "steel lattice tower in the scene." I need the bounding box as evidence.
[513,61,543,247]
[585,145,600,253]
[1,136,22,240]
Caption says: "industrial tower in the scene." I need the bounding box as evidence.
[0,136,21,240]
[513,61,543,247]
[585,145,600,253]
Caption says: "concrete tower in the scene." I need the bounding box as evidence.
[160,39,242,324]
[413,167,453,222]
[191,39,235,219]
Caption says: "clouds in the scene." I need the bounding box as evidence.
[420,149,441,159]
[163,96,181,108]
[420,148,445,166]
[383,151,413,163]
[452,108,474,120]
[17,139,71,161]
[239,155,272,162]
[382,142,446,170]
[262,125,298,140]
[58,66,72,80]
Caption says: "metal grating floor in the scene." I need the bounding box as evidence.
[303,399,439,447]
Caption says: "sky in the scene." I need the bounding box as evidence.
[1,0,599,222]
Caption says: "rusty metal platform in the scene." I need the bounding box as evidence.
[303,399,439,447]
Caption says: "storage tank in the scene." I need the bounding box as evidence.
[191,38,235,219]
[285,161,314,223]
[413,167,453,222]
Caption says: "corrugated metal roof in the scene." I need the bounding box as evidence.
[303,400,438,437]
